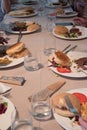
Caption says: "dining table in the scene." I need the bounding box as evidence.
[0,0,87,130]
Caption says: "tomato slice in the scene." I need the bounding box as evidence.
[57,67,71,73]
[73,92,87,104]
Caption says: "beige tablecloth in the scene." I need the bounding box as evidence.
[1,5,87,130]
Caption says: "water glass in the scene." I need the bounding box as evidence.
[46,12,56,32]
[31,92,52,121]
[11,110,33,130]
[24,55,39,71]
[37,0,46,16]
[43,37,56,56]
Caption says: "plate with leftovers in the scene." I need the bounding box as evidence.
[7,21,40,34]
[48,51,87,78]
[8,8,38,18]
[0,56,24,68]
[51,88,87,130]
[0,42,30,68]
[56,7,78,18]
[0,95,16,130]
[45,3,59,8]
[46,2,70,8]
[23,0,38,5]
[56,10,78,18]
[53,26,87,40]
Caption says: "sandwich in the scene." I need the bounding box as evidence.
[51,92,81,117]
[6,42,30,58]
[49,51,71,67]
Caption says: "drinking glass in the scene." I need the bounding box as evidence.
[46,10,56,32]
[31,91,52,121]
[37,0,46,16]
[24,54,39,71]
[43,37,56,56]
[11,110,33,130]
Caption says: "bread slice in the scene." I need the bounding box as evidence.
[6,42,24,56]
[10,48,31,58]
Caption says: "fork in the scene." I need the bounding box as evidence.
[62,44,71,52]
[64,45,77,54]
[17,31,22,43]
[62,44,77,54]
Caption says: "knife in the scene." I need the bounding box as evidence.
[64,95,80,116]
[28,79,66,101]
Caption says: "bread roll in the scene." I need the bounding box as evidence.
[54,26,68,35]
[49,51,71,66]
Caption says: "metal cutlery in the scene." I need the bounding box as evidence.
[62,44,71,52]
[17,31,22,43]
[62,44,77,54]
[64,45,77,54]
[79,68,87,75]
[64,95,80,116]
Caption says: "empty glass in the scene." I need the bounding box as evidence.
[31,92,52,121]
[11,110,33,130]
[37,0,46,16]
[43,37,56,56]
[46,10,56,32]
[24,54,39,71]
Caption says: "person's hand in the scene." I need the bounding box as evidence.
[0,37,8,45]
[73,17,87,27]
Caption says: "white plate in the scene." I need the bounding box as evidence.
[0,56,24,69]
[56,11,78,18]
[53,88,87,130]
[46,3,70,8]
[48,51,87,78]
[8,10,38,18]
[7,21,40,34]
[46,3,59,8]
[0,96,16,130]
[53,26,87,40]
